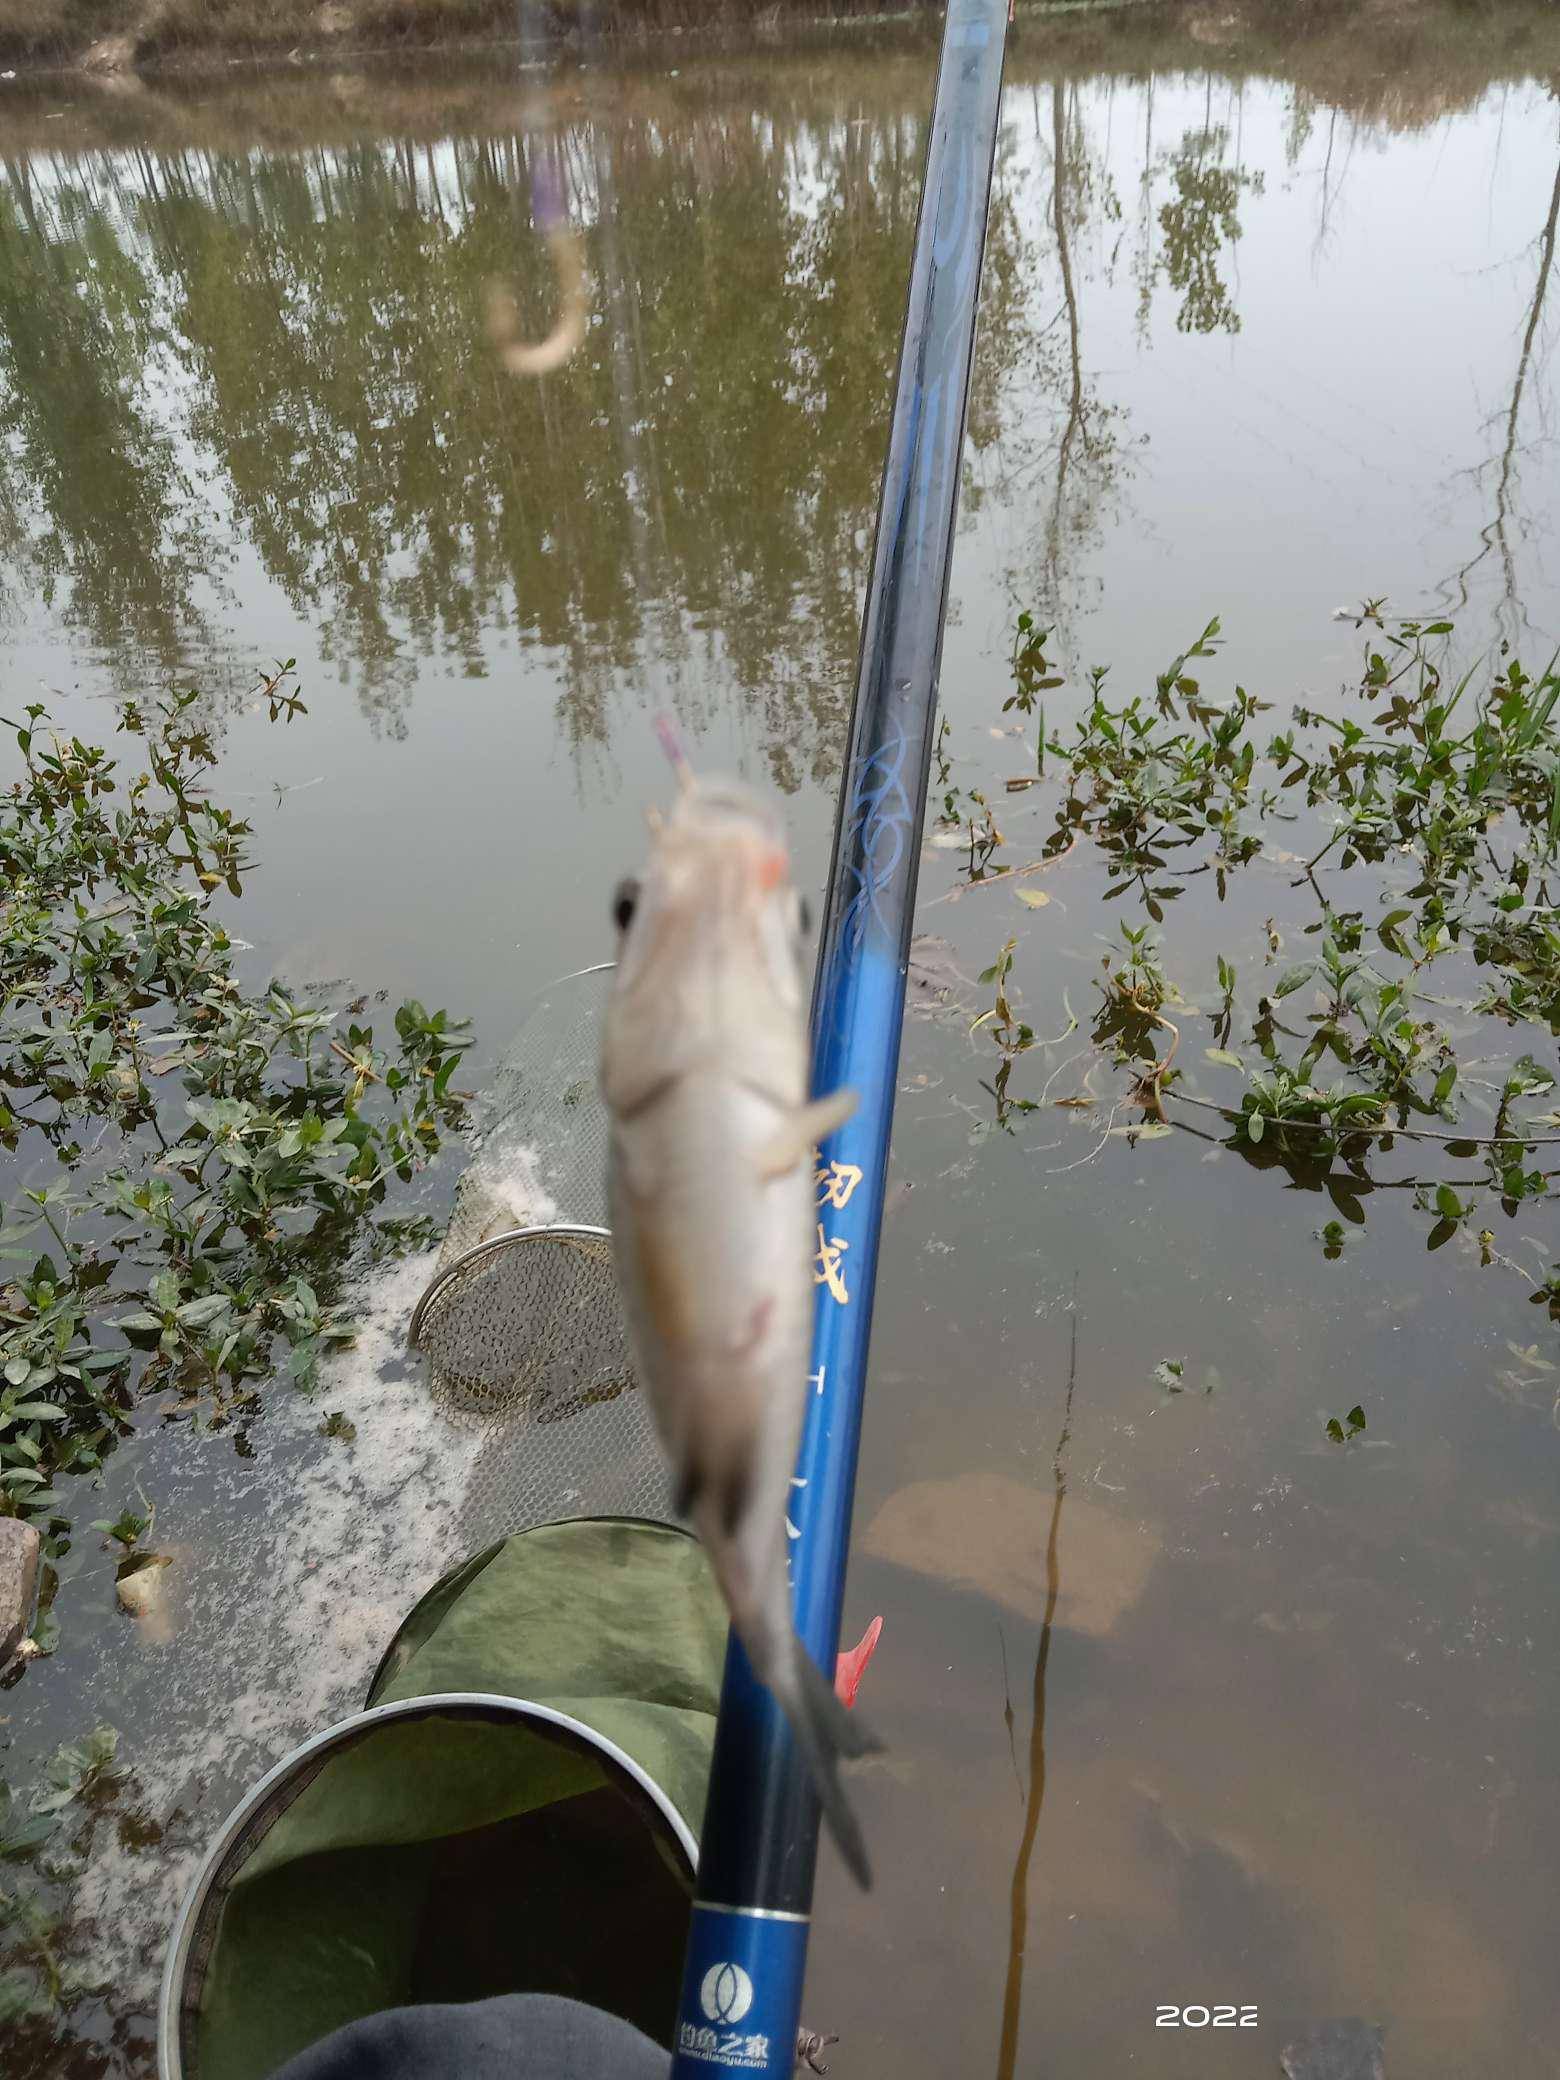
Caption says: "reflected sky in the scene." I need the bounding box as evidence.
[1,40,1555,1047]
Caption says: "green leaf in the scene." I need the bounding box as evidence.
[3,1358,30,1388]
[0,1970,47,2023]
[1434,1184,1464,1221]
[174,1294,230,1329]
[1505,1054,1555,1099]
[0,1810,59,1860]
[1204,1048,1243,1068]
[1346,1404,1366,1430]
[1377,907,1413,954]
[1270,963,1315,1000]
[148,1270,183,1313]
[1325,1418,1345,1443]
[80,1726,118,1772]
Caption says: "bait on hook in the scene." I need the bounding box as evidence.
[486,140,588,377]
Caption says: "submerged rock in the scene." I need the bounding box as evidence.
[1280,2020,1385,2079]
[117,1553,175,1643]
[860,1471,1158,1636]
[0,1518,41,1669]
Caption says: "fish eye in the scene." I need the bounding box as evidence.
[612,878,640,933]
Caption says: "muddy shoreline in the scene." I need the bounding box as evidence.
[3,0,1549,87]
[4,0,924,78]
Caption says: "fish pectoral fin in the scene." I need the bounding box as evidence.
[800,1087,859,1144]
[754,1088,859,1180]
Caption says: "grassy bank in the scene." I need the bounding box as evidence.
[0,0,1552,84]
[0,1,1555,132]
[0,0,914,74]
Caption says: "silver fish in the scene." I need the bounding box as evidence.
[600,773,878,1889]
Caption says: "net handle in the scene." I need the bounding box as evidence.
[407,1222,613,1350]
[515,959,615,999]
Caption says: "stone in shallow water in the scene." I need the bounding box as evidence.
[1280,2019,1385,2080]
[0,1517,41,1666]
[860,1471,1158,1635]
[116,1553,177,1645]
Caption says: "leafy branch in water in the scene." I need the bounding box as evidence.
[974,605,1560,1280]
[0,686,471,1555]
[970,937,1041,1132]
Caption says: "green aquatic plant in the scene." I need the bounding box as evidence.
[1005,613,1063,775]
[0,1726,118,2025]
[975,604,1560,1272]
[89,1503,150,1552]
[970,938,1038,1133]
[0,686,471,1556]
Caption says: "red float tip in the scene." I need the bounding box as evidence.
[834,1616,884,1709]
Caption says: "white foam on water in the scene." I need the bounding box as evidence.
[439,1132,562,1264]
[60,1243,495,2025]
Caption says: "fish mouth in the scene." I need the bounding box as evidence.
[671,774,783,843]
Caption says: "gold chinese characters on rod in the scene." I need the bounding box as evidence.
[812,1154,862,1304]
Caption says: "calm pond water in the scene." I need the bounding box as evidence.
[4,6,1560,2075]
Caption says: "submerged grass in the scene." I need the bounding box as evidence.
[0,1725,121,2031]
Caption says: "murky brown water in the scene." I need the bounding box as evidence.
[4,7,1560,2075]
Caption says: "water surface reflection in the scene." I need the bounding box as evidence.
[3,11,1560,2078]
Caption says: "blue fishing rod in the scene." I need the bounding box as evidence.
[669,2,1010,2072]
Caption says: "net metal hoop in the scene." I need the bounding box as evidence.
[156,1691,698,2080]
[407,1222,613,1350]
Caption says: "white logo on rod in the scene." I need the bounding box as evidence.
[699,1962,755,2026]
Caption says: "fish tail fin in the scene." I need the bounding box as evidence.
[773,1631,883,1892]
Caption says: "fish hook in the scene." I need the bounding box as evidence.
[486,140,588,378]
[796,2028,840,2075]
